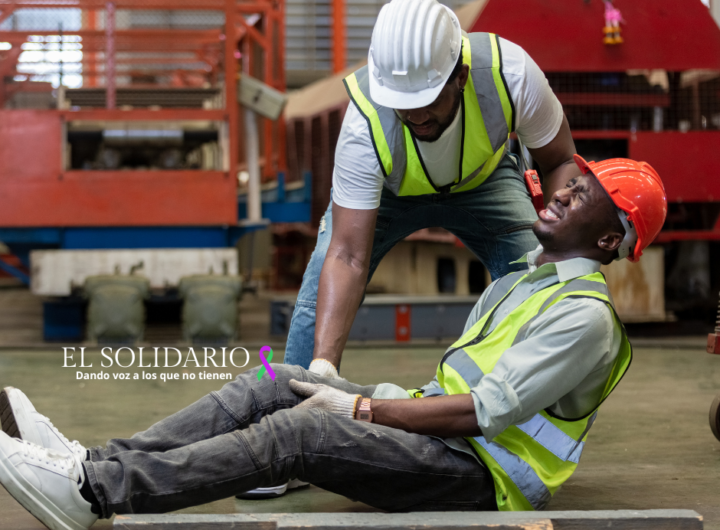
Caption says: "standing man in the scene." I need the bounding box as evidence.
[289,0,580,376]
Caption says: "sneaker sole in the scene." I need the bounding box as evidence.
[287,479,309,490]
[0,388,42,445]
[0,449,87,530]
[235,483,289,499]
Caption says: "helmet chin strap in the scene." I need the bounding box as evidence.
[615,208,638,261]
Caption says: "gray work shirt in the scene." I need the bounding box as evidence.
[372,245,622,458]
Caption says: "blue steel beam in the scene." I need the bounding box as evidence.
[238,171,312,223]
[0,226,267,252]
[0,259,30,285]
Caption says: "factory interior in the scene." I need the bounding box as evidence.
[1,0,720,529]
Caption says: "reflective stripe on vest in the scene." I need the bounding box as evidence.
[511,279,613,346]
[473,410,598,510]
[474,435,551,510]
[444,348,484,387]
[424,271,632,511]
[515,413,589,465]
[477,271,527,320]
[444,278,612,390]
[343,32,514,197]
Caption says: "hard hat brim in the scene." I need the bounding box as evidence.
[367,53,448,110]
[573,154,592,175]
[574,153,635,223]
[573,154,643,262]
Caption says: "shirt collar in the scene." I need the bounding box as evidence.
[511,245,601,282]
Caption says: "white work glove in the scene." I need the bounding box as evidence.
[289,379,361,419]
[308,358,341,379]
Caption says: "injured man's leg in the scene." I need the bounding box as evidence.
[0,365,497,530]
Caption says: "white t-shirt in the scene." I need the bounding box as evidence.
[415,105,462,188]
[332,37,564,210]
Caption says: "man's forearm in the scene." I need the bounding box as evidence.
[313,251,370,367]
[311,203,377,368]
[371,395,482,438]
[526,114,582,205]
[542,159,582,206]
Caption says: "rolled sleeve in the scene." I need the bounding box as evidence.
[468,298,615,442]
[471,373,521,441]
[371,382,412,400]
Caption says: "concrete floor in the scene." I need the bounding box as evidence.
[0,340,719,529]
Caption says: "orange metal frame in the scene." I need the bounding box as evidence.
[332,0,345,73]
[0,0,287,227]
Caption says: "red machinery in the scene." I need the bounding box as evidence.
[470,0,720,243]
[0,0,287,228]
[285,0,720,241]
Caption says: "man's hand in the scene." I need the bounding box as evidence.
[308,359,341,379]
[289,380,361,419]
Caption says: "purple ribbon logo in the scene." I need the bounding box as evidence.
[257,346,276,381]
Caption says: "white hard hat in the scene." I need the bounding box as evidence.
[368,0,462,110]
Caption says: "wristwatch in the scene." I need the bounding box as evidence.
[355,398,373,423]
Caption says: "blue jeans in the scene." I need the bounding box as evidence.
[284,153,539,368]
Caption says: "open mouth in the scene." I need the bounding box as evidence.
[538,206,560,222]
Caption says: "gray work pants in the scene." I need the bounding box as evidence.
[84,364,497,517]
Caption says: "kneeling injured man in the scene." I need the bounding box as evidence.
[0,155,667,529]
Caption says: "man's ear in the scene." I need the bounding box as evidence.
[457,64,470,91]
[598,232,623,253]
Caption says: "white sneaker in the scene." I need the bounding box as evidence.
[0,432,98,530]
[235,478,309,499]
[1,387,87,460]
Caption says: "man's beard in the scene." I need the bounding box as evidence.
[401,90,462,143]
[532,222,555,249]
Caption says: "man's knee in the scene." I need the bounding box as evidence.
[212,363,308,410]
[269,363,308,385]
[239,363,307,385]
[234,408,324,481]
[266,407,324,452]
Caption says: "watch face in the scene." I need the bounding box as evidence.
[356,398,373,422]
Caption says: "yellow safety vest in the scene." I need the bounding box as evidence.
[409,271,632,511]
[343,32,515,196]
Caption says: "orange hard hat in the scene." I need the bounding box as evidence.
[573,155,667,262]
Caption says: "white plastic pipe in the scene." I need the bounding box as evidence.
[244,107,261,223]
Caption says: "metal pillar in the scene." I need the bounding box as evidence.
[87,8,98,87]
[224,0,238,180]
[332,0,345,73]
[105,1,115,109]
[244,108,262,222]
